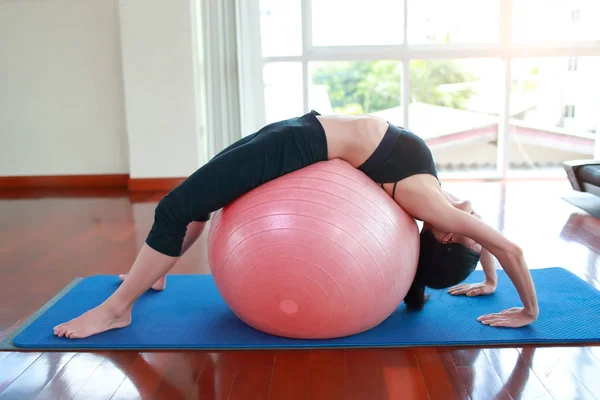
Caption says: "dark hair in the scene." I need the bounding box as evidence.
[404,228,481,309]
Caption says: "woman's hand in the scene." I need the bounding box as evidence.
[394,177,539,324]
[448,280,496,296]
[478,307,537,328]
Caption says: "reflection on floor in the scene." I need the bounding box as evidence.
[0,178,599,399]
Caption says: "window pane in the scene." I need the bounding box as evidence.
[260,0,302,56]
[408,0,499,44]
[409,59,503,176]
[513,0,600,42]
[311,0,404,46]
[263,62,303,123]
[309,61,403,126]
[508,58,599,174]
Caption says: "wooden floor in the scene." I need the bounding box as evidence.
[1,180,599,399]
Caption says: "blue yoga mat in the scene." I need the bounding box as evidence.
[12,267,600,349]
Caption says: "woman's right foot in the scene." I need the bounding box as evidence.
[53,303,132,339]
[119,274,166,291]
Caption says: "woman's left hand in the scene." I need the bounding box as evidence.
[478,307,537,328]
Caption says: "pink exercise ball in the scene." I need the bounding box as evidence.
[208,159,420,339]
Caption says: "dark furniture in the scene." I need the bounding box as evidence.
[564,159,600,197]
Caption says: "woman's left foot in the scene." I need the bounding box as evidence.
[119,274,166,291]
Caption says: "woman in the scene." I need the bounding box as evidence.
[54,110,538,339]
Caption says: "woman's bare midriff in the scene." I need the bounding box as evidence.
[315,114,389,167]
[314,113,440,203]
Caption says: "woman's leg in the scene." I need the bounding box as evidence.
[54,221,207,338]
[180,221,207,254]
[52,134,273,339]
[119,220,207,290]
[53,119,327,339]
[54,243,179,338]
[112,135,259,290]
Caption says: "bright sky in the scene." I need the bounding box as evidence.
[259,0,600,57]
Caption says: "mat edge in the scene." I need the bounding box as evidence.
[0,278,83,351]
[7,268,599,351]
[9,340,600,352]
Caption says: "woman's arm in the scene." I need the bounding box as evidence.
[480,249,499,286]
[448,248,498,296]
[439,190,499,287]
[441,190,500,294]
[396,177,538,327]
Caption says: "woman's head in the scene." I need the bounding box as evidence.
[404,225,481,309]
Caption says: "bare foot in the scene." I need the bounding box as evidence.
[53,303,132,339]
[119,274,166,291]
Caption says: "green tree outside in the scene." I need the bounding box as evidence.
[311,60,477,115]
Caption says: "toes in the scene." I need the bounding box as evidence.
[53,323,69,337]
[57,325,83,339]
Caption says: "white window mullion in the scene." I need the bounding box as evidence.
[306,44,508,61]
[402,61,410,128]
[302,62,309,113]
[235,0,265,134]
[301,0,312,113]
[265,42,600,64]
[507,43,600,58]
[497,0,513,179]
[302,0,313,54]
[595,107,600,158]
[498,59,512,178]
[264,56,304,63]
[402,0,410,128]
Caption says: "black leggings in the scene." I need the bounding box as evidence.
[145,111,329,257]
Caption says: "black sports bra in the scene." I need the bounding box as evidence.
[357,123,439,197]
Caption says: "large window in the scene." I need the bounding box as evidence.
[258,0,600,178]
[507,57,598,174]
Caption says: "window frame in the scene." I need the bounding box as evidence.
[258,0,600,179]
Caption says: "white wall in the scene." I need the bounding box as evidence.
[119,0,206,179]
[0,0,128,176]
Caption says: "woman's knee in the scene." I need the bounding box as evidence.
[146,192,190,257]
[155,186,211,227]
[154,191,190,230]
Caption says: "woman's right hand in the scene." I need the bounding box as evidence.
[478,307,538,328]
[448,281,496,297]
